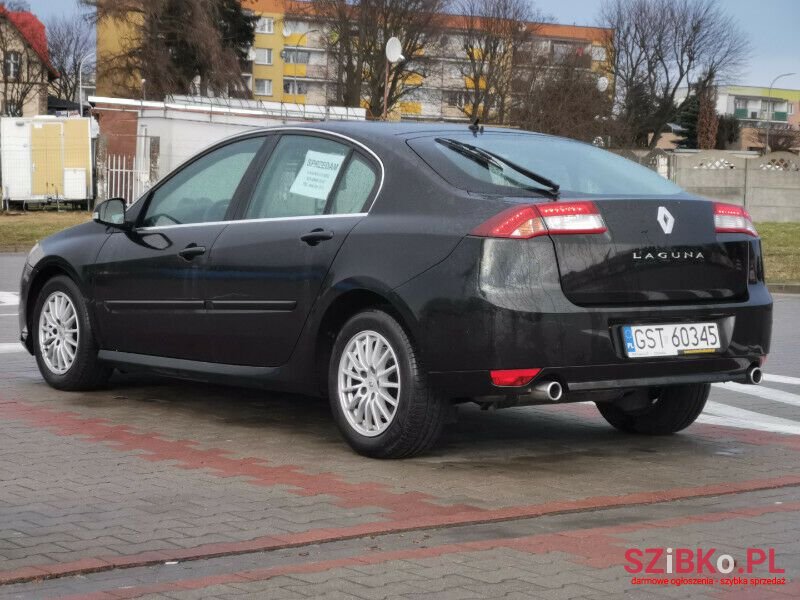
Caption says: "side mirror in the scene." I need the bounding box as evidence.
[93,198,128,228]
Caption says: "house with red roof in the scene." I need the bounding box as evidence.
[0,6,59,116]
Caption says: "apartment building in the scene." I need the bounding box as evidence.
[718,85,799,131]
[244,0,611,121]
[95,0,611,122]
[675,84,799,150]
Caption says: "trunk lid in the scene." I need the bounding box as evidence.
[553,198,750,305]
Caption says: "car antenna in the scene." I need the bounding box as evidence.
[468,117,484,134]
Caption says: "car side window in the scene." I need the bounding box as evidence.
[141,137,263,227]
[244,135,351,219]
[329,155,377,214]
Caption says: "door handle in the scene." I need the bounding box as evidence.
[178,244,206,260]
[300,228,334,246]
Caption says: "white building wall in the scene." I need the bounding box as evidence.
[138,111,286,175]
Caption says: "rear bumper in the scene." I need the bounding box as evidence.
[395,236,772,398]
[428,356,760,398]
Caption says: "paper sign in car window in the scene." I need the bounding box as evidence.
[289,150,347,200]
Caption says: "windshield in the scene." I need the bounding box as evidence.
[410,132,684,197]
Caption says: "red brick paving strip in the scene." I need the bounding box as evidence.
[0,399,481,518]
[55,501,800,600]
[2,397,800,586]
[2,473,799,586]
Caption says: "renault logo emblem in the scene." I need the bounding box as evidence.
[657,206,675,234]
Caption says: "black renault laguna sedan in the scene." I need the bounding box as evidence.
[19,123,772,458]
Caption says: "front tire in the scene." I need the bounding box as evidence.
[596,384,709,435]
[32,275,111,391]
[328,309,446,458]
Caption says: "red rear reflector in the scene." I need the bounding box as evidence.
[490,368,541,387]
[714,202,758,237]
[472,201,606,239]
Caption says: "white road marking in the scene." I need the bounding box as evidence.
[712,381,800,408]
[0,292,19,306]
[764,373,800,386]
[0,313,18,317]
[0,342,25,354]
[700,401,800,435]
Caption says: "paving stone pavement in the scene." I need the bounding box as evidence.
[0,253,798,598]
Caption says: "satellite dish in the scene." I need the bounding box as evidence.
[385,37,404,63]
[596,76,609,92]
[282,24,293,38]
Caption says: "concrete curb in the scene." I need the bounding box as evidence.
[769,283,800,294]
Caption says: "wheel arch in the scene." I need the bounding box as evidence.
[24,259,89,353]
[311,282,420,395]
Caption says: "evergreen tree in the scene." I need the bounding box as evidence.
[676,94,700,149]
[715,115,741,149]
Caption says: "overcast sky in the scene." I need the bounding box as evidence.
[28,0,800,89]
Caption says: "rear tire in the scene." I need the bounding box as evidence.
[329,309,446,458]
[32,275,111,391]
[596,384,709,435]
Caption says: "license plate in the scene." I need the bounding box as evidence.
[622,322,720,358]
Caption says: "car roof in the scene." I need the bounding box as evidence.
[243,121,553,150]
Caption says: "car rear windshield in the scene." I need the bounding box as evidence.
[409,132,684,197]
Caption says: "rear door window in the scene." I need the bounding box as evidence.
[244,135,352,219]
[329,155,377,214]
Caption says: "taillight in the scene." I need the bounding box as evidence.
[714,202,758,237]
[490,368,541,387]
[471,201,607,239]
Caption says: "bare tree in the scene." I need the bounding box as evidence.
[599,0,749,148]
[453,0,539,124]
[307,0,448,117]
[511,53,614,142]
[750,127,800,153]
[46,13,94,103]
[84,0,255,100]
[0,9,50,115]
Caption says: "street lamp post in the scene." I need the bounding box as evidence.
[765,72,795,153]
[77,51,95,115]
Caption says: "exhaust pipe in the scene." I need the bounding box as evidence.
[746,365,763,385]
[531,380,563,402]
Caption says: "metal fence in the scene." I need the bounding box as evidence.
[105,154,152,206]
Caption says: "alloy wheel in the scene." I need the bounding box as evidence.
[38,291,80,375]
[337,330,401,437]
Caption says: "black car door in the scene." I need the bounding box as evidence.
[204,132,381,366]
[92,136,266,361]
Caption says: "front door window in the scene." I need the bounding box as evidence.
[141,137,263,227]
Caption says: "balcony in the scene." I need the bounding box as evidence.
[733,108,788,122]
